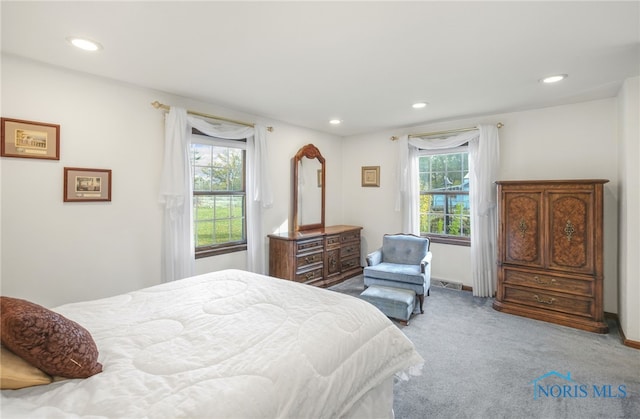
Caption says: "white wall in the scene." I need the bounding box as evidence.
[3,54,635,338]
[617,76,640,342]
[343,99,620,313]
[1,55,342,306]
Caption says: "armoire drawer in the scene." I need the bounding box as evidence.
[502,286,593,318]
[503,268,593,297]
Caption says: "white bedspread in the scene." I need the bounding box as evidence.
[1,269,423,418]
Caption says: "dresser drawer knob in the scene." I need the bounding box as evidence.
[305,272,315,280]
[533,276,556,285]
[533,294,555,305]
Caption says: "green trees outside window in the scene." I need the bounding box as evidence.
[418,151,471,240]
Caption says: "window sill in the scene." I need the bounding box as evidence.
[195,243,247,259]
[425,235,470,247]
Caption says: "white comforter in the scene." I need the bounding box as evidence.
[2,269,423,418]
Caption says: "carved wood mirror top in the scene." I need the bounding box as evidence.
[293,144,325,232]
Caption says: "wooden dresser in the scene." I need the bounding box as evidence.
[493,180,608,333]
[268,225,363,288]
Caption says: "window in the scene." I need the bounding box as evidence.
[418,148,471,245]
[191,135,247,258]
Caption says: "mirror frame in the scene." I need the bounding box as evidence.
[292,144,325,232]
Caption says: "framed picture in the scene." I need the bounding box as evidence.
[64,167,112,202]
[362,166,380,187]
[1,118,60,160]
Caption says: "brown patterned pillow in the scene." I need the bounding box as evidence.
[0,296,102,378]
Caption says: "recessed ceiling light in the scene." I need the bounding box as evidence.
[540,74,567,84]
[329,119,341,125]
[67,37,102,52]
[412,102,427,109]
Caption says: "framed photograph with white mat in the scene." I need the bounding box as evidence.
[64,167,112,202]
[1,118,60,160]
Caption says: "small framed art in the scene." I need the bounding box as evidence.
[64,167,112,202]
[1,118,60,160]
[361,166,380,187]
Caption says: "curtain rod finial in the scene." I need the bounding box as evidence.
[151,101,162,109]
[497,122,504,128]
[390,136,399,141]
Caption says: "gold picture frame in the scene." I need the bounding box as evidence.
[361,166,380,187]
[64,167,112,202]
[1,118,60,160]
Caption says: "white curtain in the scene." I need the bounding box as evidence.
[395,125,500,297]
[159,107,273,282]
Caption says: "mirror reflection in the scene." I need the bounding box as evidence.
[292,144,325,232]
[297,157,322,226]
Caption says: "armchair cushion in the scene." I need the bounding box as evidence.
[380,234,430,265]
[363,263,424,285]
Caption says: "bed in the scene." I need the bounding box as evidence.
[1,269,423,418]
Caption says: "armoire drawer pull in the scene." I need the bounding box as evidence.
[533,294,555,305]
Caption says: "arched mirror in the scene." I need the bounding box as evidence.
[292,144,325,231]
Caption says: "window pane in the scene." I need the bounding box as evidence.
[191,141,247,252]
[418,150,471,239]
[194,196,214,221]
[215,196,231,218]
[230,196,244,217]
[230,218,244,241]
[195,220,214,247]
[214,219,230,243]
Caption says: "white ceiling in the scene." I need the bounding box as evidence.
[2,1,639,136]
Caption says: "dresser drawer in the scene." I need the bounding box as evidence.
[295,266,324,283]
[326,234,341,249]
[341,230,360,243]
[503,269,593,297]
[296,251,323,269]
[340,242,360,259]
[341,256,360,272]
[296,238,323,254]
[503,285,593,318]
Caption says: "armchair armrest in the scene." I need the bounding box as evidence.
[366,248,382,266]
[420,251,433,273]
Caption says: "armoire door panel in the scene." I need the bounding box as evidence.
[548,192,593,273]
[504,193,543,267]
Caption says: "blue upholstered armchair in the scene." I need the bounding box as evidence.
[363,234,432,313]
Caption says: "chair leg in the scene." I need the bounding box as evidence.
[418,295,424,314]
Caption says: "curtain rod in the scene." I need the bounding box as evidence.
[151,101,273,132]
[390,122,503,141]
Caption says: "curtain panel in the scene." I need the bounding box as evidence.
[395,125,500,297]
[159,107,272,283]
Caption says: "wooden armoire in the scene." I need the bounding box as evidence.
[493,179,609,333]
